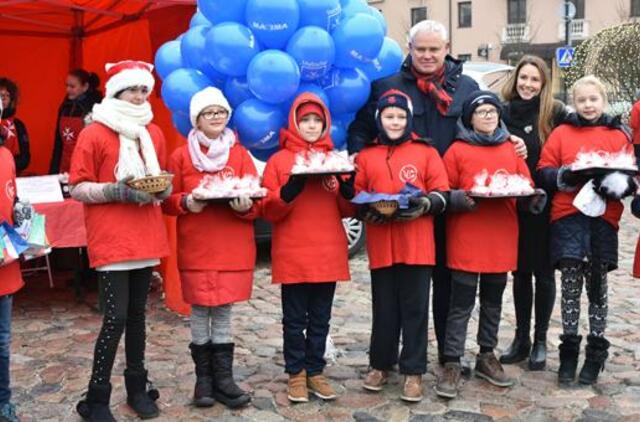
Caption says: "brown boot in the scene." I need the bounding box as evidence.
[362,369,388,392]
[475,352,514,387]
[435,362,462,399]
[400,375,423,402]
[287,370,309,403]
[307,374,337,400]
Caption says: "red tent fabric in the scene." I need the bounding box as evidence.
[1,0,195,314]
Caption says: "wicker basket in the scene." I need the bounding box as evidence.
[127,173,174,194]
[372,200,398,216]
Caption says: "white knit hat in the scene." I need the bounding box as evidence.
[104,60,155,99]
[189,87,232,127]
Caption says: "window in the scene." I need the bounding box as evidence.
[568,0,585,19]
[632,0,640,17]
[507,0,526,23]
[411,7,427,25]
[458,2,472,27]
[458,54,472,62]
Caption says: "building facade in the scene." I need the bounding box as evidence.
[370,0,638,64]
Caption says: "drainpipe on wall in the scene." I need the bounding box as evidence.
[448,0,453,52]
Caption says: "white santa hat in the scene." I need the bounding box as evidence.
[104,60,155,99]
[189,87,232,127]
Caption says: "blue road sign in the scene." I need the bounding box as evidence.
[556,46,575,68]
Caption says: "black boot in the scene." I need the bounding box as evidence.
[500,330,531,364]
[190,342,215,407]
[528,331,548,371]
[210,343,251,408]
[124,369,160,419]
[578,335,609,385]
[76,382,116,422]
[558,334,582,384]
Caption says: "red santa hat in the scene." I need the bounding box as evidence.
[104,60,155,99]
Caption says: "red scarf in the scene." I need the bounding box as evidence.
[411,65,453,116]
[0,118,19,156]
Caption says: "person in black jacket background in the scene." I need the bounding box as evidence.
[49,69,102,175]
[348,19,527,366]
[0,77,30,174]
[500,55,567,371]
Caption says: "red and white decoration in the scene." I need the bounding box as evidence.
[470,169,535,197]
[191,174,266,200]
[291,151,354,175]
[570,148,638,172]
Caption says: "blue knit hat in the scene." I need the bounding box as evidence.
[461,90,503,128]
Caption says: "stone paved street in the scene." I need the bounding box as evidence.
[11,206,640,421]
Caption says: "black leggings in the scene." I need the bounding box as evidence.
[512,270,556,341]
[90,268,152,385]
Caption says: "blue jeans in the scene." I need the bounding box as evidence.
[0,295,13,405]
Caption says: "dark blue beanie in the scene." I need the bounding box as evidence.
[461,90,503,128]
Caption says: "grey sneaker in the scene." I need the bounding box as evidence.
[0,402,19,422]
[435,362,462,399]
[475,352,514,387]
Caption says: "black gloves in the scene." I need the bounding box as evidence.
[632,196,640,218]
[337,172,356,200]
[395,196,431,221]
[280,174,307,203]
[592,172,637,200]
[557,166,589,191]
[518,189,547,215]
[448,190,477,212]
[357,205,388,224]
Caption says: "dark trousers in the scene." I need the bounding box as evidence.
[369,264,431,375]
[512,270,556,341]
[0,295,12,405]
[433,216,452,357]
[90,268,152,385]
[281,282,337,376]
[444,271,507,359]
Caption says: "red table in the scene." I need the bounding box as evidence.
[34,199,87,248]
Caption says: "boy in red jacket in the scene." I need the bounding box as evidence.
[163,87,255,409]
[355,90,449,402]
[538,76,635,386]
[261,93,353,403]
[0,145,24,422]
[436,91,545,399]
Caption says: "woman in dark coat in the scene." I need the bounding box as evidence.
[499,55,566,370]
[0,77,30,174]
[49,69,102,174]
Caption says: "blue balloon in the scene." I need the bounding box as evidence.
[321,67,370,115]
[205,22,261,77]
[181,25,225,86]
[332,13,384,68]
[161,68,212,113]
[190,10,211,27]
[360,37,403,82]
[224,77,255,107]
[330,121,347,150]
[250,146,279,162]
[155,40,184,80]
[368,6,387,35]
[233,98,286,150]
[286,26,335,82]
[245,0,300,49]
[172,112,192,137]
[198,0,247,24]
[340,0,369,18]
[247,50,301,104]
[297,0,341,32]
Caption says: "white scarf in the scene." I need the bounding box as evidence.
[91,98,161,180]
[188,127,235,173]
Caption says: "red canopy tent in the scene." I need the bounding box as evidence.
[1,0,196,314]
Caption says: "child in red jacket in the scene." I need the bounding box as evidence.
[436,91,544,399]
[261,93,353,403]
[355,90,449,402]
[163,87,256,409]
[538,75,635,386]
[0,146,24,421]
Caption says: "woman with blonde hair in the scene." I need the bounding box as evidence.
[499,55,566,370]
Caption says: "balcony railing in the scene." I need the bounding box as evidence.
[558,19,589,40]
[501,23,530,44]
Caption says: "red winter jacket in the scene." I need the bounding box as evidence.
[162,138,259,305]
[261,93,352,284]
[630,100,640,146]
[69,122,170,268]
[0,147,24,296]
[354,136,449,269]
[444,140,532,273]
[538,124,630,229]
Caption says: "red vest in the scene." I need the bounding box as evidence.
[58,115,85,173]
[0,118,19,157]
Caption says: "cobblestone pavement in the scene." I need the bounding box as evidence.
[11,207,640,421]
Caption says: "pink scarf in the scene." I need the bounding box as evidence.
[187,128,235,173]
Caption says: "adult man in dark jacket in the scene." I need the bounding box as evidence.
[348,20,526,366]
